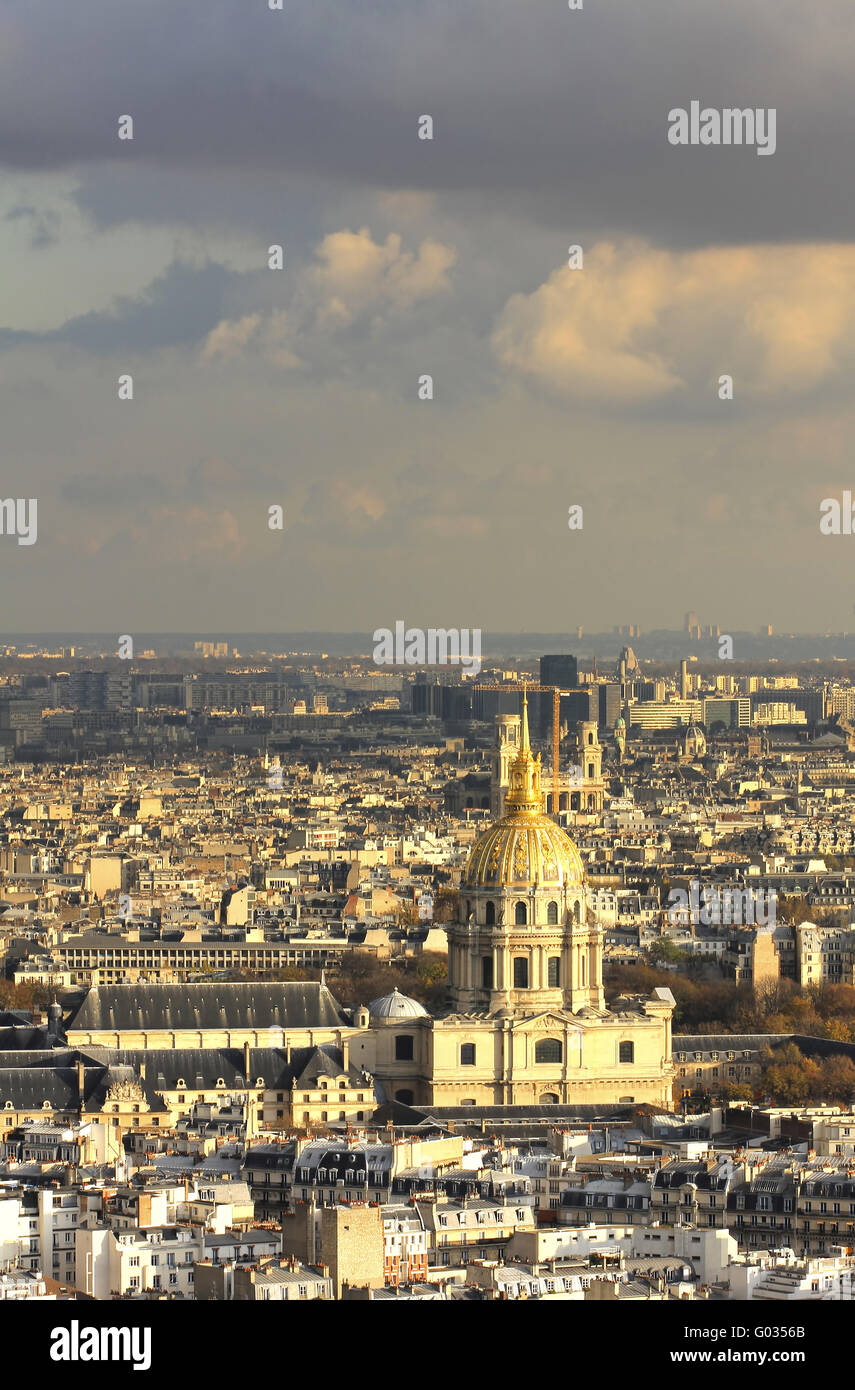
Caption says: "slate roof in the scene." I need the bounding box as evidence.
[378,1102,659,1122]
[0,1061,168,1114]
[0,1028,55,1051]
[293,1141,394,1181]
[0,1042,374,1118]
[65,982,346,1033]
[0,1049,77,1070]
[104,1045,371,1091]
[242,1144,298,1172]
[205,1232,280,1252]
[675,1032,855,1063]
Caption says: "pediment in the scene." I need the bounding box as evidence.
[510,1010,583,1034]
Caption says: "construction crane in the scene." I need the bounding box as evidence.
[473,682,569,816]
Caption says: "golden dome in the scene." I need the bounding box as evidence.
[463,812,584,888]
[462,691,585,889]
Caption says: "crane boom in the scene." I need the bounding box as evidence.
[474,682,566,817]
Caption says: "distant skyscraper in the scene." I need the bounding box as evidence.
[598,682,623,730]
[539,654,578,739]
[540,654,578,689]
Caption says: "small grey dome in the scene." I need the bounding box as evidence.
[368,987,428,1019]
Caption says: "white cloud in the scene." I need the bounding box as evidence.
[493,240,855,401]
[201,313,262,361]
[310,227,456,319]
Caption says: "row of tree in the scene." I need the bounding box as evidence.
[235,950,449,1010]
[607,963,855,1040]
[715,1043,855,1106]
[0,979,51,1014]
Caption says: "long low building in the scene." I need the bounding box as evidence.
[54,930,367,985]
[0,1043,375,1138]
[64,981,354,1049]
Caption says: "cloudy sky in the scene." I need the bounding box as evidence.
[1,0,853,636]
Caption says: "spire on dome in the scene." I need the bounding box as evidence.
[504,689,544,815]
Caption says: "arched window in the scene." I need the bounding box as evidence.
[461,1044,476,1066]
[541,1093,559,1104]
[547,957,560,987]
[546,901,558,925]
[513,957,529,989]
[587,732,594,745]
[535,1038,562,1064]
[573,900,581,924]
[485,900,495,926]
[395,1089,414,1105]
[515,901,527,926]
[466,900,472,918]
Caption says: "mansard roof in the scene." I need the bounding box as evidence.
[66,981,346,1033]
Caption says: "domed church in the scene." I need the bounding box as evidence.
[352,694,676,1110]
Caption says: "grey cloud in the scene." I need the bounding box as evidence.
[0,259,241,354]
[0,0,851,246]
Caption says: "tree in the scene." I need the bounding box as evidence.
[413,952,447,988]
[431,890,459,925]
[721,1082,753,1102]
[647,939,687,965]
